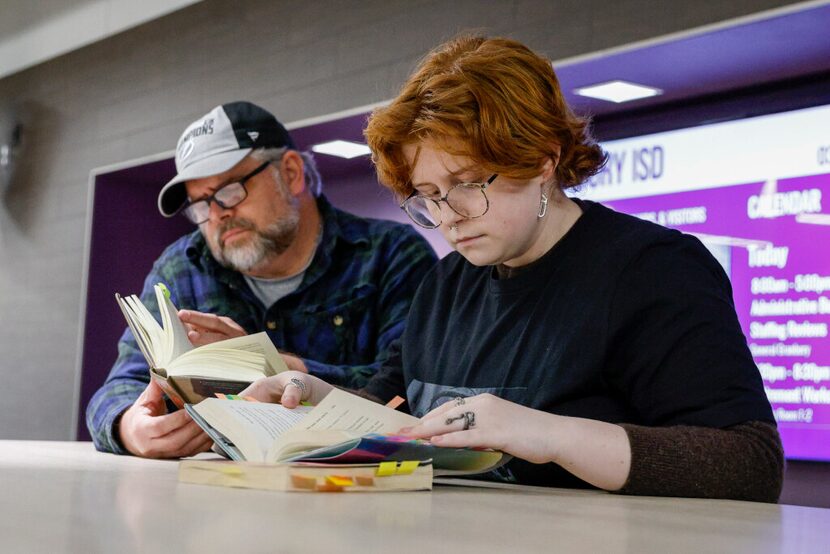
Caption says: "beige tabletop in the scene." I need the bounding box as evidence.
[0,441,827,553]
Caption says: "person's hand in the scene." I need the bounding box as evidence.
[178,309,247,346]
[118,380,214,458]
[398,393,559,464]
[240,371,334,408]
[279,353,309,373]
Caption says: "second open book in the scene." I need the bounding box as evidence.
[185,388,506,476]
[115,283,289,407]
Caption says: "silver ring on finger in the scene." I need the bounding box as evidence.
[287,377,307,397]
[445,411,476,430]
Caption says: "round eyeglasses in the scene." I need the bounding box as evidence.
[180,162,271,224]
[400,174,497,229]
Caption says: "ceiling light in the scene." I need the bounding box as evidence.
[573,80,663,103]
[311,140,371,159]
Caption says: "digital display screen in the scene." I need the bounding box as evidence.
[575,104,830,461]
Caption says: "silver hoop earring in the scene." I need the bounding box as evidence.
[537,193,548,218]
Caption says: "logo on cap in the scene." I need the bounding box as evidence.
[179,139,195,161]
[247,131,260,142]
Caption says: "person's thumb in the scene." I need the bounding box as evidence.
[142,379,168,415]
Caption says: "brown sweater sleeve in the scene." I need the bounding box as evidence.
[616,421,784,503]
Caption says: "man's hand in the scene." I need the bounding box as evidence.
[118,380,213,458]
[178,309,247,346]
[279,352,309,373]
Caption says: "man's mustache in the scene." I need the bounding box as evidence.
[215,218,257,247]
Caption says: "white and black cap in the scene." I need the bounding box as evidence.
[158,101,296,217]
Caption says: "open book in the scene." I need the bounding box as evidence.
[185,388,506,476]
[115,283,288,407]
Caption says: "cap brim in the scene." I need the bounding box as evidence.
[158,148,253,217]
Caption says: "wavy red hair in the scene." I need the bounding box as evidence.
[365,35,606,198]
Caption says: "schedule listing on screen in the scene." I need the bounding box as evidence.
[574,103,830,461]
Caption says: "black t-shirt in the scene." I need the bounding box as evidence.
[365,200,773,487]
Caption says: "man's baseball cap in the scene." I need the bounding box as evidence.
[158,101,296,217]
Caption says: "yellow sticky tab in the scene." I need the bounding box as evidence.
[376,461,397,476]
[326,475,355,487]
[397,461,419,475]
[157,283,171,299]
[219,465,244,476]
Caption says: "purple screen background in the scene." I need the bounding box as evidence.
[605,172,830,461]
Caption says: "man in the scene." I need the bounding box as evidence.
[86,101,436,458]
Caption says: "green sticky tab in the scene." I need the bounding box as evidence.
[300,401,313,406]
[157,283,171,299]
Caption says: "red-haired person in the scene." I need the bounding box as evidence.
[243,36,783,501]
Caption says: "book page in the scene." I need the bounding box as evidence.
[115,293,158,368]
[200,332,288,376]
[294,388,419,433]
[192,399,312,463]
[124,294,166,361]
[266,390,419,462]
[171,348,266,380]
[154,284,193,364]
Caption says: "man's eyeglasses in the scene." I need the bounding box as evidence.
[181,162,271,224]
[401,174,497,229]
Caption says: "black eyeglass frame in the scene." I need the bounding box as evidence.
[180,161,271,224]
[400,173,498,229]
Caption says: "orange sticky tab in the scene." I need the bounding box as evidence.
[355,475,375,486]
[242,396,259,402]
[385,395,405,409]
[214,393,226,399]
[397,461,419,475]
[290,474,318,490]
[376,462,397,476]
[326,475,355,487]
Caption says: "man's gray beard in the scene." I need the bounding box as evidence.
[207,211,300,273]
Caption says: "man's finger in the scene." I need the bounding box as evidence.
[178,310,228,332]
[187,330,228,346]
[145,408,193,438]
[152,420,208,458]
[138,380,169,416]
[175,428,214,458]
